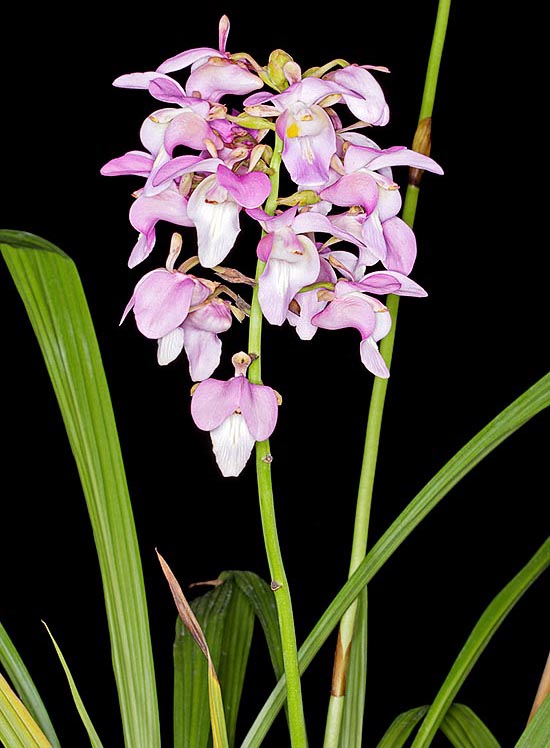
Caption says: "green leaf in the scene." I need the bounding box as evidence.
[441,704,501,747]
[0,672,52,748]
[173,571,268,748]
[339,588,368,748]
[1,231,161,748]
[158,553,230,748]
[240,371,550,747]
[377,706,428,747]
[0,622,60,748]
[42,624,105,748]
[410,539,550,748]
[516,694,550,748]
[232,571,283,681]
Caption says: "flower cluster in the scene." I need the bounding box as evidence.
[102,16,442,475]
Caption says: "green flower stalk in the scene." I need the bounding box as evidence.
[323,1,452,746]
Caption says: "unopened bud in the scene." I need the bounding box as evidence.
[278,190,321,207]
[409,117,432,187]
[267,49,295,90]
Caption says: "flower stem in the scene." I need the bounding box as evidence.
[323,2,452,746]
[248,135,308,748]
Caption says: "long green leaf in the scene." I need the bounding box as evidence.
[0,622,60,748]
[158,552,230,748]
[410,539,550,748]
[1,231,161,748]
[43,623,105,748]
[441,704,501,747]
[339,588,368,748]
[0,672,52,748]
[377,706,428,747]
[241,371,550,747]
[516,695,550,748]
[233,572,283,681]
[174,573,255,748]
[216,573,256,746]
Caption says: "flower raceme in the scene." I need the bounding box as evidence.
[103,15,442,474]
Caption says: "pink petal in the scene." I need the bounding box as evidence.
[366,147,443,174]
[257,233,274,262]
[165,112,224,154]
[130,270,196,339]
[320,173,379,212]
[191,376,244,431]
[157,47,221,74]
[152,155,218,188]
[359,270,427,297]
[326,65,389,126]
[129,184,193,235]
[312,292,376,340]
[182,327,223,381]
[239,380,279,441]
[100,150,154,177]
[382,217,417,275]
[148,77,187,105]
[186,58,262,101]
[360,338,390,378]
[216,164,271,208]
[361,213,387,262]
[128,233,152,269]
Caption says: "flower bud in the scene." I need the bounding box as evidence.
[266,49,295,90]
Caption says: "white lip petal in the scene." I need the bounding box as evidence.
[188,175,241,267]
[157,328,185,366]
[210,413,255,477]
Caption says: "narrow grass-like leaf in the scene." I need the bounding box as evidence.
[516,694,550,748]
[0,622,60,748]
[43,623,105,748]
[410,539,550,748]
[376,706,428,747]
[233,571,283,681]
[216,573,255,745]
[158,552,230,748]
[240,372,550,747]
[0,671,52,748]
[339,588,368,748]
[441,704,501,747]
[173,573,255,748]
[1,231,160,748]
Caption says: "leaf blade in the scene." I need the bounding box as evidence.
[0,671,52,748]
[1,231,161,748]
[240,371,550,747]
[42,623,105,748]
[0,622,60,748]
[410,539,550,748]
[441,704,501,748]
[516,694,550,748]
[339,587,368,748]
[376,706,428,748]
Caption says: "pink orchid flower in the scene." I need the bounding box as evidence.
[311,274,426,377]
[191,352,279,476]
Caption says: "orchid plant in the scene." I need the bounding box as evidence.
[1,2,549,748]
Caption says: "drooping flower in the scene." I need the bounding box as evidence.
[311,274,426,377]
[321,143,443,273]
[155,16,263,101]
[245,76,344,189]
[324,64,390,126]
[176,299,233,381]
[249,207,333,325]
[286,250,337,339]
[121,233,207,344]
[153,161,270,267]
[191,352,279,476]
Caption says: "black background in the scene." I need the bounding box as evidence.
[1,2,548,747]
